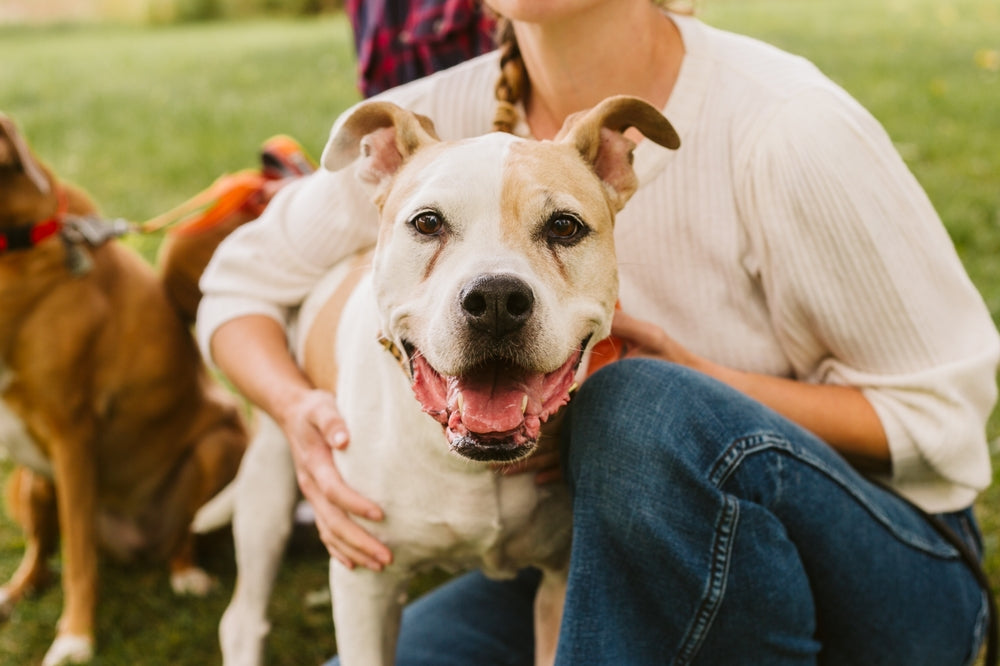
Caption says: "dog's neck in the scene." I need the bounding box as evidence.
[0,190,65,255]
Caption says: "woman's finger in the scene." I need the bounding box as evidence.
[309,394,351,449]
[316,513,390,570]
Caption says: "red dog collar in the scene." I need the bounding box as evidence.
[0,192,65,255]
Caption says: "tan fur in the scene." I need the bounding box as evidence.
[302,250,373,392]
[0,115,248,664]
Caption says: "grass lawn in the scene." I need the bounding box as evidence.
[1,0,999,663]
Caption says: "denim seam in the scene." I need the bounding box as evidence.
[963,591,989,666]
[674,495,739,666]
[707,433,959,559]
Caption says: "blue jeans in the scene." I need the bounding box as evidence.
[329,359,989,665]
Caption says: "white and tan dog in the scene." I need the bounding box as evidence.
[218,96,679,665]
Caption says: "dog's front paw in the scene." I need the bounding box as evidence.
[42,634,94,666]
[220,603,270,666]
[170,566,216,596]
[0,587,15,622]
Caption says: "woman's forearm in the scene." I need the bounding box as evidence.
[695,358,890,473]
[210,314,315,422]
[612,309,890,472]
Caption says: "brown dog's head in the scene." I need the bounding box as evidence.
[325,96,679,462]
[0,114,58,232]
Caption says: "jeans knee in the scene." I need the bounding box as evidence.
[562,359,712,492]
[566,359,667,462]
[567,357,721,446]
[561,358,803,500]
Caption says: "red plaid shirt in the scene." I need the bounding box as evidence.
[346,0,497,98]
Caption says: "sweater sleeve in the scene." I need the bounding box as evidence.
[741,87,1000,511]
[196,164,379,363]
[195,52,501,366]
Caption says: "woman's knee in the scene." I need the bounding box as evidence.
[561,358,817,505]
[564,359,726,469]
[561,359,719,499]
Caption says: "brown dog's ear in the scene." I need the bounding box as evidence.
[557,95,679,211]
[322,101,440,189]
[0,114,51,194]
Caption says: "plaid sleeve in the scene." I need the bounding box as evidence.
[348,0,497,98]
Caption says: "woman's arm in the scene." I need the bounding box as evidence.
[734,87,999,493]
[210,315,393,571]
[611,309,890,472]
[196,168,392,570]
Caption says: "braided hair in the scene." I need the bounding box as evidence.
[491,17,525,135]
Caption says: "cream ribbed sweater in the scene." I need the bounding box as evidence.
[198,14,1000,513]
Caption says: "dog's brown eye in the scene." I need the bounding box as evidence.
[547,214,584,241]
[412,212,444,236]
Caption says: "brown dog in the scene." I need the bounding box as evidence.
[0,114,248,666]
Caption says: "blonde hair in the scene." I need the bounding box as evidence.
[491,18,525,134]
[490,2,695,134]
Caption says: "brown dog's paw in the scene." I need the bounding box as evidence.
[0,587,15,622]
[169,566,217,596]
[42,634,94,666]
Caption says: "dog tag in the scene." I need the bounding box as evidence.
[60,235,93,275]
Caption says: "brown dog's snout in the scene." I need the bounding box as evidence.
[459,274,534,338]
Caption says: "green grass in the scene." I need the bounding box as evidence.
[1,1,999,663]
[0,17,361,259]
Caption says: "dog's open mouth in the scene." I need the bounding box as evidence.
[407,342,585,463]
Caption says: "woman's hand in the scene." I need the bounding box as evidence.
[211,315,392,571]
[276,389,393,571]
[611,308,699,366]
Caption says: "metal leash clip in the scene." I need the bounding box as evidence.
[62,214,132,246]
[59,215,133,275]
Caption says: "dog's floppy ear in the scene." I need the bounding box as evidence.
[322,100,440,189]
[0,114,51,195]
[557,95,679,211]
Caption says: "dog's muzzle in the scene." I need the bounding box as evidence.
[395,273,589,463]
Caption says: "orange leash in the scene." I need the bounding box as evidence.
[138,134,316,237]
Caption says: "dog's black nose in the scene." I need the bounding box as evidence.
[459,274,534,337]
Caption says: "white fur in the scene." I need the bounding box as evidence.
[0,366,54,476]
[219,413,298,666]
[170,566,216,596]
[41,634,93,666]
[331,277,572,665]
[219,268,573,666]
[218,150,579,665]
[373,136,604,378]
[0,587,14,621]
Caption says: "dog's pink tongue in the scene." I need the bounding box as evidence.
[449,368,535,434]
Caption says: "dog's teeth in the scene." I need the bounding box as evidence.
[521,394,528,414]
[457,392,465,416]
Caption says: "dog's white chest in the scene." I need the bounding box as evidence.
[0,365,53,476]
